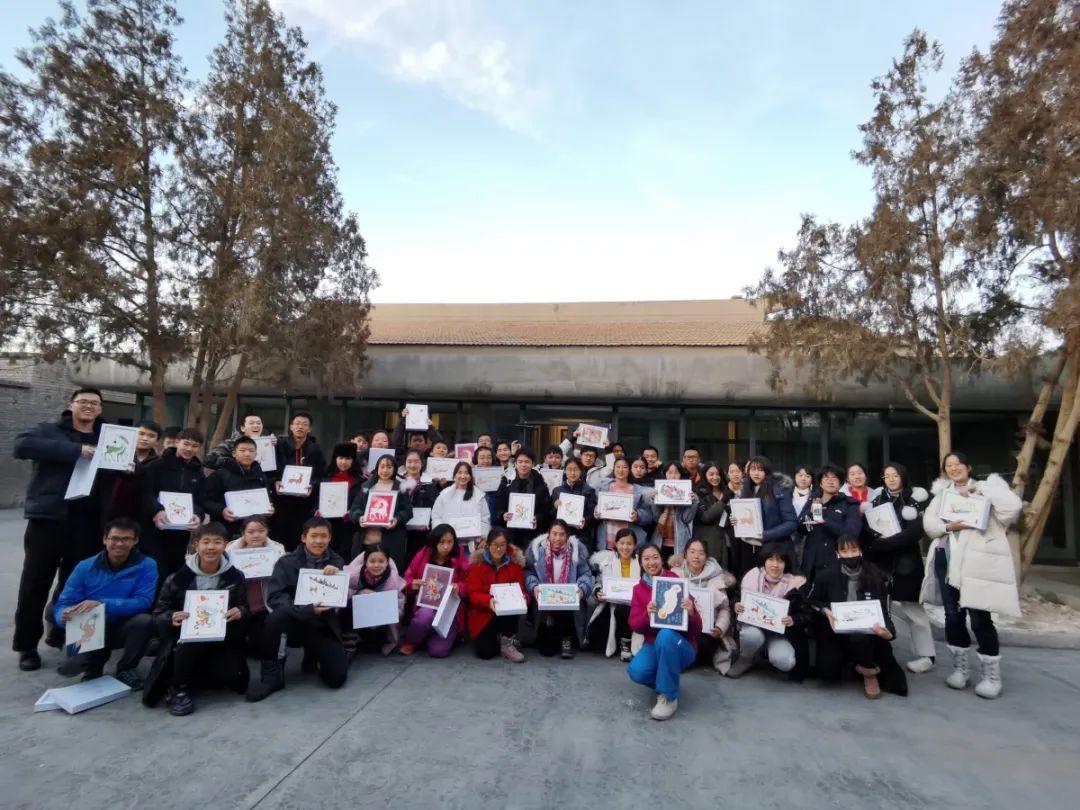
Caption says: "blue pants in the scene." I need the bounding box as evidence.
[626,629,696,700]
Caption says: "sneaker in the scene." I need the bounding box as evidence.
[500,635,525,663]
[905,656,934,674]
[398,642,416,656]
[560,638,574,659]
[115,668,145,691]
[167,689,194,717]
[650,694,678,721]
[619,638,632,663]
[18,650,41,672]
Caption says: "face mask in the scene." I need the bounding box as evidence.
[840,555,863,574]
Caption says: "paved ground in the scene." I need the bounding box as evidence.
[1,509,1079,809]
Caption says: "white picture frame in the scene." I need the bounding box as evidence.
[294,569,350,608]
[159,491,194,529]
[361,491,398,527]
[433,590,460,638]
[654,479,693,506]
[454,443,478,460]
[650,577,690,632]
[178,590,229,643]
[279,465,313,496]
[597,491,634,522]
[254,436,276,472]
[940,490,991,532]
[229,547,281,579]
[473,467,505,493]
[404,403,429,431]
[865,502,902,537]
[830,599,886,634]
[507,492,536,529]
[40,676,131,715]
[447,515,482,538]
[556,493,586,526]
[730,498,765,538]
[421,456,457,483]
[224,488,273,518]
[406,508,432,530]
[539,468,564,494]
[64,455,100,501]
[690,587,715,632]
[575,423,609,449]
[64,603,105,654]
[536,583,580,611]
[318,481,349,519]
[737,591,790,634]
[490,583,528,616]
[602,576,636,605]
[96,424,138,472]
[351,590,400,629]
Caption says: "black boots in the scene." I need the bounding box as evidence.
[245,659,285,703]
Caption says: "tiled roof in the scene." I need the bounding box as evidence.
[366,300,764,347]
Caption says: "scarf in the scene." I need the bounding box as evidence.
[360,565,391,591]
[304,549,331,569]
[545,540,571,584]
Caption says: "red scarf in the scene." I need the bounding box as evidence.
[545,541,571,584]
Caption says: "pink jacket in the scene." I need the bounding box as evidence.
[403,547,470,633]
[346,552,407,642]
[628,570,703,651]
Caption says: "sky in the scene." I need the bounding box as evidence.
[0,1,1004,304]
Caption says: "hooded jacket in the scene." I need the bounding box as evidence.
[152,552,249,639]
[465,545,528,638]
[53,548,158,625]
[14,410,103,520]
[920,474,1022,617]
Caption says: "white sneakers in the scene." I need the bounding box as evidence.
[650,694,677,721]
[906,656,935,674]
[974,653,1003,699]
[945,645,971,689]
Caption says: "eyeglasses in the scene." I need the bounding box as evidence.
[104,535,137,544]
[72,399,102,407]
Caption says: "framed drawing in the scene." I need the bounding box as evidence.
[254,437,276,472]
[650,577,689,632]
[654,479,693,506]
[421,456,457,483]
[96,424,138,471]
[294,570,350,608]
[279,465,313,496]
[602,576,636,605]
[507,492,536,529]
[940,490,991,532]
[556,493,586,526]
[454,443,478,460]
[406,508,432,530]
[404,403,429,431]
[865,502,901,537]
[447,515,482,538]
[729,498,765,538]
[318,481,349,519]
[361,491,398,527]
[64,603,105,655]
[229,547,281,579]
[224,488,272,518]
[416,564,454,611]
[597,492,633,522]
[159,491,194,529]
[536,584,580,611]
[179,590,229,643]
[490,583,528,615]
[738,591,790,634]
[830,599,886,634]
[539,468,564,494]
[473,467,505,493]
[575,423,609,449]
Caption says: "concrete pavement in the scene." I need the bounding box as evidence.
[0,509,1078,809]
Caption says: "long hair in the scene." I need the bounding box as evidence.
[426,523,460,558]
[452,460,476,500]
[741,456,776,501]
[836,535,885,594]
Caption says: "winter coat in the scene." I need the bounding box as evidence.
[809,564,896,637]
[840,483,882,506]
[203,429,246,471]
[431,483,491,540]
[13,411,103,521]
[525,533,594,645]
[648,496,699,556]
[798,491,863,586]
[668,553,737,674]
[101,449,158,524]
[225,536,286,614]
[920,474,1022,617]
[201,458,273,535]
[349,479,414,557]
[550,479,599,540]
[494,469,554,547]
[140,448,208,525]
[862,486,929,603]
[402,545,470,634]
[267,545,349,639]
[345,551,406,643]
[594,480,656,548]
[466,546,528,639]
[693,485,729,560]
[152,554,250,640]
[586,549,644,658]
[748,481,799,543]
[273,434,326,485]
[628,571,703,651]
[53,549,158,625]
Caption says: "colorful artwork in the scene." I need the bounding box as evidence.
[224,488,273,518]
[602,576,636,605]
[98,425,138,471]
[65,603,105,654]
[454,443,478,460]
[536,583,581,611]
[830,599,886,634]
[294,570,350,608]
[507,492,536,529]
[654,479,693,505]
[556,493,585,525]
[473,467,505,493]
[650,577,689,632]
[229,547,281,579]
[421,457,457,483]
[597,492,633,521]
[738,591,790,634]
[318,481,349,518]
[362,492,398,527]
[159,491,194,529]
[279,465,313,496]
[179,590,229,643]
[729,498,765,538]
[254,437,276,472]
[865,503,902,537]
[575,423,609,449]
[417,564,454,611]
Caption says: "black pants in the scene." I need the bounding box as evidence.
[535,611,576,657]
[474,615,520,659]
[273,496,315,552]
[934,548,999,655]
[81,613,155,674]
[172,622,248,690]
[13,518,101,652]
[144,528,191,595]
[261,610,347,689]
[330,519,354,563]
[586,604,630,651]
[817,629,908,696]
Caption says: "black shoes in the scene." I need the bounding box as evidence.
[18,650,42,671]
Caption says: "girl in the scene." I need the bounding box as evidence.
[472,444,501,525]
[790,465,815,563]
[586,528,640,661]
[225,516,285,655]
[842,462,880,507]
[595,457,655,550]
[431,462,491,552]
[721,460,745,576]
[732,456,797,579]
[495,440,513,472]
[921,451,1022,699]
[630,457,650,487]
[729,543,809,681]
[358,429,392,480]
[650,461,698,562]
[863,462,934,674]
[608,442,626,461]
[813,536,908,699]
[525,520,594,659]
[626,544,702,721]
[693,463,729,566]
[346,545,406,657]
[466,528,527,662]
[348,454,413,572]
[799,463,863,587]
[323,442,362,561]
[551,457,598,548]
[401,449,441,565]
[401,524,469,657]
[668,538,736,674]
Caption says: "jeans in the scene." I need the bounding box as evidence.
[934,548,999,655]
[403,607,459,657]
[626,629,697,701]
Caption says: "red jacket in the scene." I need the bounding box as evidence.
[629,570,703,650]
[403,545,470,634]
[465,546,527,638]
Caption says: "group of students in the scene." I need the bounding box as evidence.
[14,389,1024,720]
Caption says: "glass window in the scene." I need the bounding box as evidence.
[828,411,885,479]
[619,407,680,462]
[685,408,751,468]
[342,399,398,441]
[235,397,287,436]
[460,403,523,447]
[754,410,823,475]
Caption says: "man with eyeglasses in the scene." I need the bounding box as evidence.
[52,518,157,688]
[12,388,107,671]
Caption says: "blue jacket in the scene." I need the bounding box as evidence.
[13,411,102,520]
[757,482,798,542]
[53,549,158,625]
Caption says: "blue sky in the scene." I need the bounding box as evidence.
[0,1,1002,304]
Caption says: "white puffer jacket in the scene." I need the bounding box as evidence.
[919,474,1022,617]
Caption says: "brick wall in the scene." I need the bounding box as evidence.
[0,359,73,509]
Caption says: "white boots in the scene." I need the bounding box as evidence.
[945,646,1003,699]
[974,653,1003,699]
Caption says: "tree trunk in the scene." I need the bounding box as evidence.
[209,351,250,448]
[1012,352,1067,497]
[149,357,168,427]
[187,333,209,428]
[1020,365,1080,576]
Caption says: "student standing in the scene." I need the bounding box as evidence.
[141,428,207,589]
[595,457,655,550]
[272,412,326,551]
[495,450,553,550]
[732,456,797,578]
[798,463,862,587]
[649,461,698,561]
[550,458,598,548]
[201,436,274,539]
[693,463,730,566]
[348,454,413,572]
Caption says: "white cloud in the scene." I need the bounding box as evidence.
[271,0,542,133]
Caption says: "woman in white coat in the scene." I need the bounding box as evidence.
[921,451,1022,699]
[430,462,491,552]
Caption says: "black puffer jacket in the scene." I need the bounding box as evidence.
[266,545,348,639]
[152,560,249,639]
[494,469,554,546]
[140,448,208,524]
[862,487,928,603]
[201,458,272,532]
[13,411,103,520]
